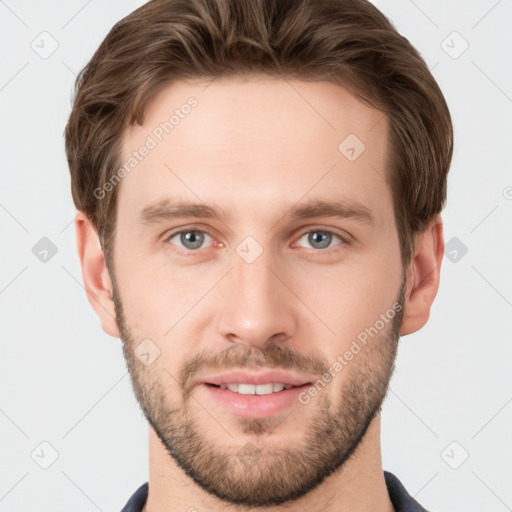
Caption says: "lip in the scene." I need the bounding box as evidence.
[200,370,312,387]
[196,370,313,418]
[200,382,311,418]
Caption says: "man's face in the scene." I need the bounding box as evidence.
[110,76,405,506]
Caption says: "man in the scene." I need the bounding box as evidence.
[65,0,452,510]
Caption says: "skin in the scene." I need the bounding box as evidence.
[75,75,444,512]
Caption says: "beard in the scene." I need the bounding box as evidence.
[112,275,406,507]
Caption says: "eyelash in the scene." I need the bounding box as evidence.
[164,226,350,257]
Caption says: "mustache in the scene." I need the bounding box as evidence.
[178,342,330,395]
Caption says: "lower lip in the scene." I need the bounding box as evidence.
[200,384,310,418]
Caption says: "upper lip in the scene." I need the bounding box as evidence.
[200,370,312,387]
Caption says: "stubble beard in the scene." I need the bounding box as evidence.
[113,277,405,507]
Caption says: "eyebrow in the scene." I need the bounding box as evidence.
[138,198,374,226]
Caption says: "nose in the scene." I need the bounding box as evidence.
[216,244,298,349]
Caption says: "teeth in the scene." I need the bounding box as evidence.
[219,383,294,394]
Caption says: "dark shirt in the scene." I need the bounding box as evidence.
[121,470,428,511]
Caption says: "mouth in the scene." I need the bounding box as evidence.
[200,369,312,389]
[198,371,313,418]
[204,382,309,395]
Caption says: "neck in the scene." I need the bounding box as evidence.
[143,414,394,512]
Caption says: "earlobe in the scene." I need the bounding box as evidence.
[75,211,120,338]
[400,215,444,336]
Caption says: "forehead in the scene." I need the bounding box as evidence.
[117,76,391,225]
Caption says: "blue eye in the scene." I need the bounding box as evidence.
[296,230,344,250]
[168,230,213,250]
[165,228,347,256]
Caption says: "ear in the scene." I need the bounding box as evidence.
[400,214,444,336]
[75,211,120,338]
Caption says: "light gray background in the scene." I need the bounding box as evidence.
[1,1,511,511]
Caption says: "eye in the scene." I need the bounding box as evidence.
[167,229,213,251]
[295,229,345,251]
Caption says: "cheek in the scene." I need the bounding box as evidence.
[112,246,190,338]
[125,272,204,337]
[294,256,402,348]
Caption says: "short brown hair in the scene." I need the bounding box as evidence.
[65,0,453,269]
